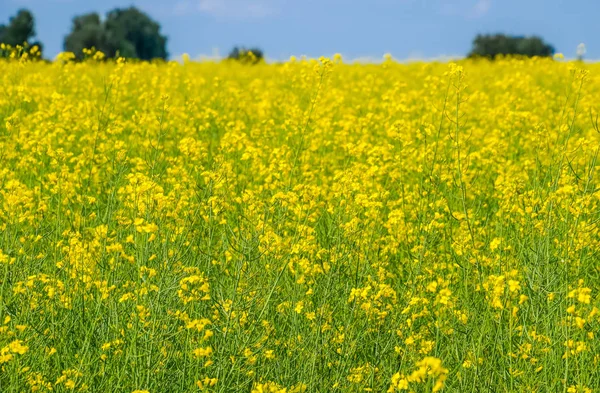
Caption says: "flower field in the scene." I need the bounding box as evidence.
[1,54,600,392]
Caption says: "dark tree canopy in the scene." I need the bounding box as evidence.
[227,46,264,64]
[468,34,555,59]
[63,13,106,57]
[64,7,168,60]
[0,9,43,54]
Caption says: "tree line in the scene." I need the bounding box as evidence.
[1,7,265,62]
[1,7,557,61]
[467,34,555,59]
[1,7,170,61]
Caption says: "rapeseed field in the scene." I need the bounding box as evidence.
[1,50,600,392]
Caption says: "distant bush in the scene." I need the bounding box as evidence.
[468,34,554,59]
[227,46,264,64]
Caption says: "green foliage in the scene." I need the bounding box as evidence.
[63,13,105,59]
[468,34,554,59]
[0,9,43,56]
[227,46,265,64]
[64,7,168,60]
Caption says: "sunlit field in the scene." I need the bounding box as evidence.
[1,52,600,392]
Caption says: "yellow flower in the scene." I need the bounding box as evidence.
[193,347,213,358]
[9,340,28,355]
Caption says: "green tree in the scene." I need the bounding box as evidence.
[227,46,264,64]
[104,8,167,60]
[63,13,107,58]
[64,7,168,60]
[0,9,43,54]
[468,34,554,59]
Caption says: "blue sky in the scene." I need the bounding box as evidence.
[2,0,599,60]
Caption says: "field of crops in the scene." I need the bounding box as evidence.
[1,54,600,392]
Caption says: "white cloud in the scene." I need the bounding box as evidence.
[173,1,193,15]
[9,0,76,4]
[439,0,492,19]
[173,0,279,18]
[471,0,491,18]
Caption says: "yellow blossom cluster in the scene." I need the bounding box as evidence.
[1,50,600,391]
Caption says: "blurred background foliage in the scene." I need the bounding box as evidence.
[468,33,555,59]
[1,7,560,62]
